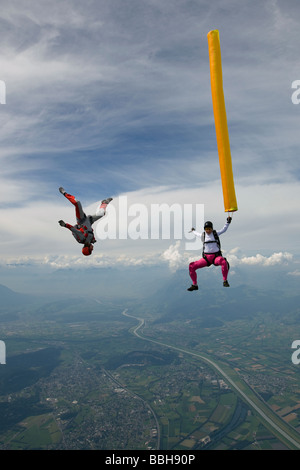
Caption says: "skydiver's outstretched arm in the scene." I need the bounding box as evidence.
[193,230,203,238]
[217,217,232,236]
[189,228,205,242]
[58,220,86,242]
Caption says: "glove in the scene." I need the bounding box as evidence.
[189,227,195,233]
[227,217,232,224]
[58,220,66,227]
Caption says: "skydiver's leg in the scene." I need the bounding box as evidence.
[90,198,113,224]
[189,258,208,285]
[214,256,229,281]
[59,188,85,223]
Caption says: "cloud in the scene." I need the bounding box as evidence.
[1,0,299,179]
[161,240,183,271]
[0,239,295,280]
[287,270,300,277]
[0,0,300,276]
[0,179,299,264]
[232,251,293,267]
[160,242,294,273]
[287,270,300,278]
[1,251,163,271]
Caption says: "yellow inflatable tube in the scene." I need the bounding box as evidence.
[207,30,238,212]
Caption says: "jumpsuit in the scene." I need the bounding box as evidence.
[62,192,106,246]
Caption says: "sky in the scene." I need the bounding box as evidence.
[0,0,300,291]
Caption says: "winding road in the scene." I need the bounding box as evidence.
[122,309,300,450]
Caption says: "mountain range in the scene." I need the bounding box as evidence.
[0,262,299,326]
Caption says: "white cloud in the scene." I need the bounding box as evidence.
[0,180,299,262]
[160,243,294,272]
[161,240,183,272]
[229,251,293,267]
[287,270,300,277]
[0,0,300,283]
[0,239,295,279]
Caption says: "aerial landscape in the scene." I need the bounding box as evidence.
[0,262,299,450]
[0,0,300,453]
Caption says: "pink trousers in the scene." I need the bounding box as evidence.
[189,254,229,285]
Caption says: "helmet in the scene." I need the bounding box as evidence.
[82,245,93,256]
[204,221,213,229]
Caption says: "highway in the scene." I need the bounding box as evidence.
[122,309,300,450]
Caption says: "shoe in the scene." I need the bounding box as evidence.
[187,284,198,291]
[101,197,113,205]
[59,187,66,195]
[223,280,230,287]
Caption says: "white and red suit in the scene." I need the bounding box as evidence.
[59,190,109,247]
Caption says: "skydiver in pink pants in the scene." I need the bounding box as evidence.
[58,187,112,256]
[187,218,232,291]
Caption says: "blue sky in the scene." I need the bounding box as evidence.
[0,0,300,288]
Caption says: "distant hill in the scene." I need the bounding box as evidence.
[0,261,299,326]
[139,268,300,325]
[42,264,171,299]
[0,284,34,312]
